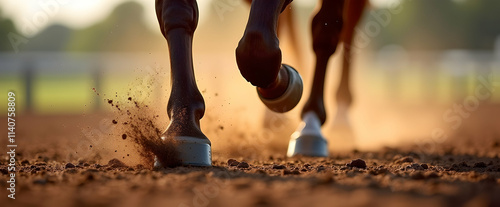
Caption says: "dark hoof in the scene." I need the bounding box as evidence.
[154,136,212,167]
[287,112,328,157]
[257,64,303,113]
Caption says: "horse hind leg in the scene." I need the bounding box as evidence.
[329,0,367,151]
[287,0,345,157]
[334,0,367,126]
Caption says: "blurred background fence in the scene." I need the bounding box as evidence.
[1,48,499,114]
[0,52,168,114]
[1,0,500,114]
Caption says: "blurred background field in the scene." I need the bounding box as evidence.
[0,0,500,153]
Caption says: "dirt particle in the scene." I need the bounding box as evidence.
[0,169,8,175]
[108,99,113,104]
[128,97,132,101]
[227,159,240,166]
[395,156,414,164]
[36,162,47,166]
[108,159,127,168]
[421,163,429,169]
[65,163,75,169]
[272,164,286,169]
[317,166,326,172]
[237,162,250,168]
[459,162,470,167]
[122,134,127,140]
[347,159,367,168]
[219,125,224,130]
[112,120,118,124]
[370,167,389,175]
[474,162,487,168]
[406,163,424,171]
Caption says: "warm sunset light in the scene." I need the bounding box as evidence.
[1,0,499,206]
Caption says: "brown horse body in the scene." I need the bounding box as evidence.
[155,0,367,166]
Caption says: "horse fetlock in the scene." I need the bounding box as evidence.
[257,64,303,113]
[156,0,199,35]
[236,30,282,87]
[301,99,327,126]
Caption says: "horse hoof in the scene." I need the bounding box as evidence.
[257,64,303,113]
[154,136,212,167]
[287,112,328,157]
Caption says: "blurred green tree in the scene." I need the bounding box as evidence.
[22,24,73,51]
[0,10,21,52]
[370,0,500,50]
[67,1,162,52]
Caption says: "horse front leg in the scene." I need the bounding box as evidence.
[236,0,303,113]
[155,0,211,167]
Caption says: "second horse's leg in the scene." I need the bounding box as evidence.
[287,0,345,157]
[334,0,367,125]
[329,0,367,150]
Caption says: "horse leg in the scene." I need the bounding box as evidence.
[155,0,211,167]
[287,0,345,157]
[334,0,367,126]
[244,0,301,67]
[236,0,303,113]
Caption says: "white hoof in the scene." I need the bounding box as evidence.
[287,112,328,157]
[258,64,303,113]
[154,136,212,167]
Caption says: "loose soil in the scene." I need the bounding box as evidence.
[1,100,499,207]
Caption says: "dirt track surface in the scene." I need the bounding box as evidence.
[1,112,500,207]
